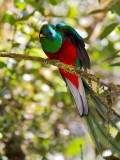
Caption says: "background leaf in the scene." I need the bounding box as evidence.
[89,9,104,15]
[99,22,119,39]
[3,13,16,25]
[110,63,120,66]
[15,1,26,11]
[110,0,120,16]
[0,62,7,68]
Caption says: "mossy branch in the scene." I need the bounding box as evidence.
[0,52,120,94]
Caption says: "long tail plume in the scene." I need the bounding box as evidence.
[85,87,120,156]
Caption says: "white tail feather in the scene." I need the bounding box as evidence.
[65,77,88,116]
[78,78,88,115]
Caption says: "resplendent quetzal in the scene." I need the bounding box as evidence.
[39,23,120,156]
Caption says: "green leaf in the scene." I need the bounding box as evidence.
[89,9,104,15]
[13,43,21,47]
[99,22,119,39]
[104,50,120,62]
[49,0,62,5]
[15,1,26,11]
[17,10,35,21]
[24,0,44,14]
[110,63,120,66]
[106,55,120,61]
[115,132,120,143]
[3,13,16,25]
[0,62,7,68]
[110,0,120,16]
[24,0,40,9]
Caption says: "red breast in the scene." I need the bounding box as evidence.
[45,40,79,88]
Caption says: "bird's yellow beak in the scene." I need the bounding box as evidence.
[40,33,46,38]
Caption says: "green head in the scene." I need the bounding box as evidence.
[39,24,62,53]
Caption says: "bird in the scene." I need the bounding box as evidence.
[39,23,120,157]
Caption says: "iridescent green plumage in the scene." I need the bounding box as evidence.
[39,24,62,53]
[56,23,90,70]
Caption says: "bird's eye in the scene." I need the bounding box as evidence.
[39,33,46,38]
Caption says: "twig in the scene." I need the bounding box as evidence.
[0,52,120,94]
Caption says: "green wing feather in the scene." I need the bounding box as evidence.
[56,23,91,70]
[56,23,85,42]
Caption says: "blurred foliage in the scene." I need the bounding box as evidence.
[0,0,120,160]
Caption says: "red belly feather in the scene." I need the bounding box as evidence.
[45,40,79,88]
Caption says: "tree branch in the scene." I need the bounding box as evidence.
[0,52,120,94]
